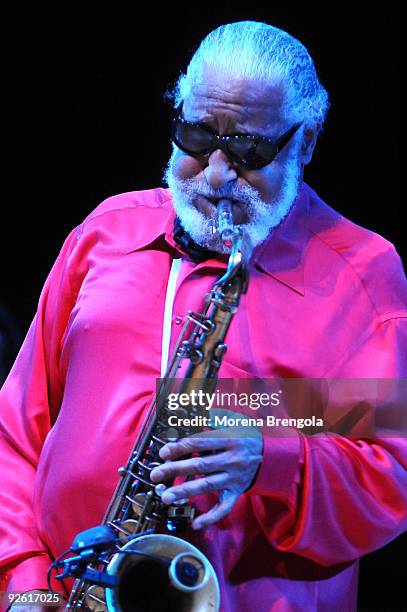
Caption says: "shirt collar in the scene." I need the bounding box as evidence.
[253,185,310,295]
[125,194,179,254]
[127,185,311,295]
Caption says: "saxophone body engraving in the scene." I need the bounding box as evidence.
[56,200,250,611]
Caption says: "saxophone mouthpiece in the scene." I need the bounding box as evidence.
[217,199,235,249]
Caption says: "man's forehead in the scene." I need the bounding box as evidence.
[182,74,287,132]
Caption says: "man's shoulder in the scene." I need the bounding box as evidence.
[303,183,407,321]
[83,187,173,223]
[71,187,175,254]
[303,183,385,249]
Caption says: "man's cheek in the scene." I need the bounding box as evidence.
[173,151,203,180]
[256,171,284,204]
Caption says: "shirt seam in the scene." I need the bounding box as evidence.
[323,315,406,377]
[306,228,402,326]
[83,193,173,225]
[379,313,407,323]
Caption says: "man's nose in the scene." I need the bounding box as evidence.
[203,149,238,189]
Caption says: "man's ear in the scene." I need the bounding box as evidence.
[301,124,320,165]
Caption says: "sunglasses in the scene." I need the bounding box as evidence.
[172,108,302,170]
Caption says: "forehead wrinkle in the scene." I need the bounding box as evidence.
[183,80,287,137]
[184,91,252,124]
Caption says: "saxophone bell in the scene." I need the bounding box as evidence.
[104,534,219,612]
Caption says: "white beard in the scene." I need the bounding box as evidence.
[163,146,302,253]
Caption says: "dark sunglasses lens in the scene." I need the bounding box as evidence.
[173,122,214,154]
[228,138,277,169]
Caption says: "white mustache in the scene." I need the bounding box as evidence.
[172,179,262,209]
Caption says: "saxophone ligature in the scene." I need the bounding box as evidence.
[53,199,250,612]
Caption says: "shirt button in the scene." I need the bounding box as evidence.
[175,315,183,325]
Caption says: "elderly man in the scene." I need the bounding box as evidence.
[1,20,406,612]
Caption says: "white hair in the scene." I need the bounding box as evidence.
[169,20,330,131]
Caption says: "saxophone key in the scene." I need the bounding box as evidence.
[168,504,195,519]
[130,492,149,517]
[84,585,107,612]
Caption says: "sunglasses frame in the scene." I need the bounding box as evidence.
[172,107,303,170]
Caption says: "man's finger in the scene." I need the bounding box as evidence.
[150,451,230,482]
[192,491,237,529]
[159,435,231,460]
[160,472,229,504]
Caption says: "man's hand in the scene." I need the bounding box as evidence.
[150,424,263,529]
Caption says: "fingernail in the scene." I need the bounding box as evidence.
[154,484,167,497]
[163,492,175,503]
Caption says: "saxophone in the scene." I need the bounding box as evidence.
[54,200,250,612]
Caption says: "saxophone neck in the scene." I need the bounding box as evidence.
[214,199,251,292]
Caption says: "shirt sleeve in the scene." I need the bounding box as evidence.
[0,227,82,598]
[247,316,407,566]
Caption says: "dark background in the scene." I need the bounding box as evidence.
[1,4,405,610]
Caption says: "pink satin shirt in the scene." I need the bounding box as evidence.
[1,183,406,611]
